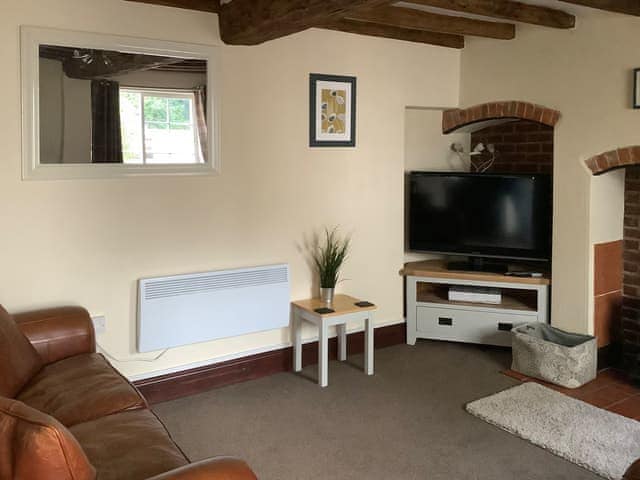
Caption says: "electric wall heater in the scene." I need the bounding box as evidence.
[138,264,290,352]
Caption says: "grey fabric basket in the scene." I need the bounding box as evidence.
[511,323,597,389]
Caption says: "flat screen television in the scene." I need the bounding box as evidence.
[408,172,552,264]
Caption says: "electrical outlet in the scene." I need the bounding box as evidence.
[92,315,106,335]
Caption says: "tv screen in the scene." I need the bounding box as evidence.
[408,172,552,261]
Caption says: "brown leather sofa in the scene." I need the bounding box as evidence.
[0,304,257,480]
[626,460,640,479]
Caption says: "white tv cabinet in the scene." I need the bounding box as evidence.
[401,260,550,347]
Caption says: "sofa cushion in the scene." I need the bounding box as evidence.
[0,305,43,397]
[0,396,96,480]
[70,409,188,480]
[17,352,146,426]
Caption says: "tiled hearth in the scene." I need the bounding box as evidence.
[594,241,623,351]
[505,369,640,420]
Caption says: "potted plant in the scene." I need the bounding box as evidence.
[312,227,350,305]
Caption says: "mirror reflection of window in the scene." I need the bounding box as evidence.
[120,88,204,164]
[38,45,208,165]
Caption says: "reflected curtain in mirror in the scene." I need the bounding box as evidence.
[194,84,207,161]
[91,79,123,163]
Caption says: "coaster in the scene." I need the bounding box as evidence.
[355,301,375,307]
[314,307,335,314]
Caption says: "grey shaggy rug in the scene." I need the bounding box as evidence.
[466,383,640,479]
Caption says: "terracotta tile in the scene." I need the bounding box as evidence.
[594,241,623,295]
[594,291,622,347]
[576,384,635,408]
[598,369,640,394]
[608,395,640,419]
[502,369,530,381]
[569,377,614,395]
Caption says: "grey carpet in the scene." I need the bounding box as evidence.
[467,382,640,479]
[154,341,603,480]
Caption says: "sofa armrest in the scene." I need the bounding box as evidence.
[146,458,257,480]
[625,459,640,479]
[13,307,96,365]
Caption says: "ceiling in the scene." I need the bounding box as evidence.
[125,0,640,49]
[40,45,206,79]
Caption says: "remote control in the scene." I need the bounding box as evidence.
[505,272,543,278]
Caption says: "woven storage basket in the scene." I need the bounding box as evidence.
[511,323,597,389]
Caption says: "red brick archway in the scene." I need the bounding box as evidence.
[585,146,640,175]
[442,101,561,134]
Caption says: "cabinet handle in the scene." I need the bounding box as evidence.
[498,322,513,331]
[438,317,453,326]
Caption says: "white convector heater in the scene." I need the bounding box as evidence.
[137,264,290,352]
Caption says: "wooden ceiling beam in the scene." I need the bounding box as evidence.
[405,0,575,29]
[218,0,392,45]
[322,19,464,48]
[125,0,219,13]
[559,0,640,16]
[346,5,515,39]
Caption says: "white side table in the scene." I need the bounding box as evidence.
[291,294,377,387]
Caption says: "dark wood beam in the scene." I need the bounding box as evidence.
[346,5,515,40]
[406,0,575,29]
[125,0,219,13]
[559,0,640,16]
[322,19,464,48]
[219,0,392,45]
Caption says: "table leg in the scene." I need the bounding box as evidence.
[337,324,347,361]
[293,310,302,372]
[365,315,374,376]
[319,321,328,387]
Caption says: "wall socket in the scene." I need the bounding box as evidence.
[92,315,106,335]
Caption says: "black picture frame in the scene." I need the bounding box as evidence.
[634,68,640,109]
[309,73,357,147]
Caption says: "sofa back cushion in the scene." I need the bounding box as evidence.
[0,305,43,397]
[0,396,96,480]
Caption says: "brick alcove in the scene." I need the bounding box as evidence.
[585,146,640,175]
[441,101,559,175]
[442,101,561,134]
[587,147,640,371]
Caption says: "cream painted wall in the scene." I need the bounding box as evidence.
[403,107,469,263]
[39,58,63,163]
[62,75,92,164]
[460,7,640,334]
[113,70,207,89]
[39,58,92,164]
[1,0,461,378]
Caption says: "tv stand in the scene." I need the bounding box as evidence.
[400,260,550,347]
[447,258,508,274]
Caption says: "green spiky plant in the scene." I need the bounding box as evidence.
[312,227,351,288]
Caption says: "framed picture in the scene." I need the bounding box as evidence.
[309,73,356,147]
[635,69,640,109]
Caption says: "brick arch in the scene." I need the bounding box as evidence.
[585,146,640,175]
[442,101,561,134]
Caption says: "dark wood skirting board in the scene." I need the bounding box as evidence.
[135,322,407,404]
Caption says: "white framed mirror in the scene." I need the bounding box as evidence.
[21,26,220,180]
